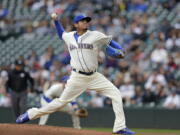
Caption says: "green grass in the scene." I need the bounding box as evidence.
[84,128,180,133]
[133,129,180,133]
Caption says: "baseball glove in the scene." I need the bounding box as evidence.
[75,108,88,118]
[115,50,125,59]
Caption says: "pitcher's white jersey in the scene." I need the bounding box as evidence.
[62,30,112,72]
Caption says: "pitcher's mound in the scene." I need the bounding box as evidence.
[0,124,112,135]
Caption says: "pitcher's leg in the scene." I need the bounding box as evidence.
[27,74,87,120]
[100,87,126,132]
[28,98,67,120]
[89,73,126,132]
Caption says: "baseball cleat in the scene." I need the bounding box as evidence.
[113,128,135,135]
[16,112,30,124]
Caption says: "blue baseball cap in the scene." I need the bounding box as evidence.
[61,75,70,82]
[73,14,91,24]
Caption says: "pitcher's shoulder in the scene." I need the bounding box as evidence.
[63,31,76,35]
[62,31,76,39]
[88,30,104,35]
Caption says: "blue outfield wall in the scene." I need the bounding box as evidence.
[0,107,180,129]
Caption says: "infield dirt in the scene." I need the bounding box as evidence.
[0,124,179,135]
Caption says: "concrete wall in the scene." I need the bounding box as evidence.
[1,107,180,129]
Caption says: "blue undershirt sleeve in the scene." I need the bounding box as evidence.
[54,20,65,40]
[106,45,124,57]
[109,40,124,51]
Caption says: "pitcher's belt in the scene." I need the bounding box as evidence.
[72,68,96,76]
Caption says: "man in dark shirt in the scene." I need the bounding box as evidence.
[6,60,34,118]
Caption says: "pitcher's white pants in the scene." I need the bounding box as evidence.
[39,97,81,129]
[28,71,126,132]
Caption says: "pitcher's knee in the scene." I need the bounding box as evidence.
[57,98,72,104]
[111,89,123,103]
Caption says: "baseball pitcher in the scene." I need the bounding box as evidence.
[16,13,135,135]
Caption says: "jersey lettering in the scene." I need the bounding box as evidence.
[69,44,78,51]
[69,43,93,51]
[78,43,93,50]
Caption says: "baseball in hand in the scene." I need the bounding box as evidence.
[51,13,58,20]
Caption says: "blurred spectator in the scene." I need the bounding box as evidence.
[57,48,71,65]
[0,70,11,107]
[0,70,8,90]
[105,57,118,68]
[145,70,167,92]
[77,91,92,107]
[151,44,168,64]
[89,93,104,108]
[119,78,135,106]
[147,13,157,27]
[35,21,50,36]
[131,67,145,89]
[166,56,178,72]
[163,90,180,109]
[131,86,143,106]
[24,0,34,8]
[165,29,179,50]
[103,97,112,108]
[0,4,8,19]
[118,60,129,73]
[27,89,41,108]
[23,26,35,40]
[40,46,57,70]
[155,84,167,105]
[26,50,40,69]
[113,72,124,88]
[128,0,148,13]
[131,22,146,40]
[31,0,46,11]
[0,91,11,107]
[142,89,156,106]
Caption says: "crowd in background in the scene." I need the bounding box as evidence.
[0,0,180,110]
